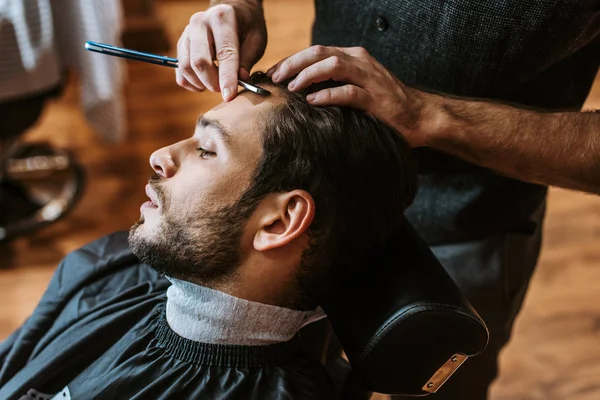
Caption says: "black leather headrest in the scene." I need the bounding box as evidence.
[320,218,489,396]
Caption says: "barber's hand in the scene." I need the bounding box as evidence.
[267,46,430,147]
[176,0,267,101]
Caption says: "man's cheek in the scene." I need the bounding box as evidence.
[176,188,214,215]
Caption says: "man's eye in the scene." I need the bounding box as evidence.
[196,147,216,159]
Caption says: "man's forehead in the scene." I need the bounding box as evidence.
[200,89,288,151]
[203,91,279,135]
[197,91,284,161]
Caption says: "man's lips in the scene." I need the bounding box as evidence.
[142,184,160,210]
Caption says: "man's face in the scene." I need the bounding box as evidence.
[128,92,273,284]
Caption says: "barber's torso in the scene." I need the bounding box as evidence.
[313,0,600,243]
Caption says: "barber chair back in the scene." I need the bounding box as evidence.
[320,218,489,397]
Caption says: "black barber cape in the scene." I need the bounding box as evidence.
[0,233,333,399]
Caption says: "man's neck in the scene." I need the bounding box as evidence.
[194,254,306,310]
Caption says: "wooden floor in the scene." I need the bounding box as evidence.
[1,2,600,399]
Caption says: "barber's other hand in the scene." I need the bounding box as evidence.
[268,46,430,147]
[176,0,267,101]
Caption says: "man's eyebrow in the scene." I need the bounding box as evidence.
[196,114,232,145]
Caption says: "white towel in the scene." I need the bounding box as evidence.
[0,0,62,101]
[166,277,327,346]
[0,0,126,142]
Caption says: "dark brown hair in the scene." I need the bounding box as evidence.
[237,72,417,306]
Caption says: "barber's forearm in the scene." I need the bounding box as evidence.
[421,93,600,194]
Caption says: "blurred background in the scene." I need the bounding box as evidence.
[0,1,599,399]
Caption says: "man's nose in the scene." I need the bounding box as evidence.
[149,146,177,178]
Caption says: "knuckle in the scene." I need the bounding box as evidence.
[278,60,289,73]
[330,55,344,68]
[192,57,212,73]
[311,45,327,58]
[189,12,206,25]
[353,46,369,57]
[181,63,195,76]
[211,4,234,21]
[344,85,358,98]
[216,46,237,62]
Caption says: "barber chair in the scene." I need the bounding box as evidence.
[315,218,489,398]
[0,142,84,244]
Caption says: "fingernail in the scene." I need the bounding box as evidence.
[223,87,231,101]
[272,72,280,82]
[307,93,317,102]
[288,80,296,90]
[266,68,274,77]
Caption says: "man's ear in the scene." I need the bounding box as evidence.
[253,190,315,252]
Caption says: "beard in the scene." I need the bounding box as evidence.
[128,175,259,287]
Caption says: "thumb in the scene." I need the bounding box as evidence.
[239,67,250,81]
[239,32,266,78]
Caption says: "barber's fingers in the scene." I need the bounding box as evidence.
[287,56,367,92]
[176,29,206,92]
[239,31,266,81]
[266,56,288,78]
[268,45,347,82]
[175,59,204,93]
[188,25,219,92]
[306,84,371,109]
[210,6,240,101]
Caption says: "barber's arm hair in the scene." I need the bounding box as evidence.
[422,93,600,195]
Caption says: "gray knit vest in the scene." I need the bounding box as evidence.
[313,0,600,244]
